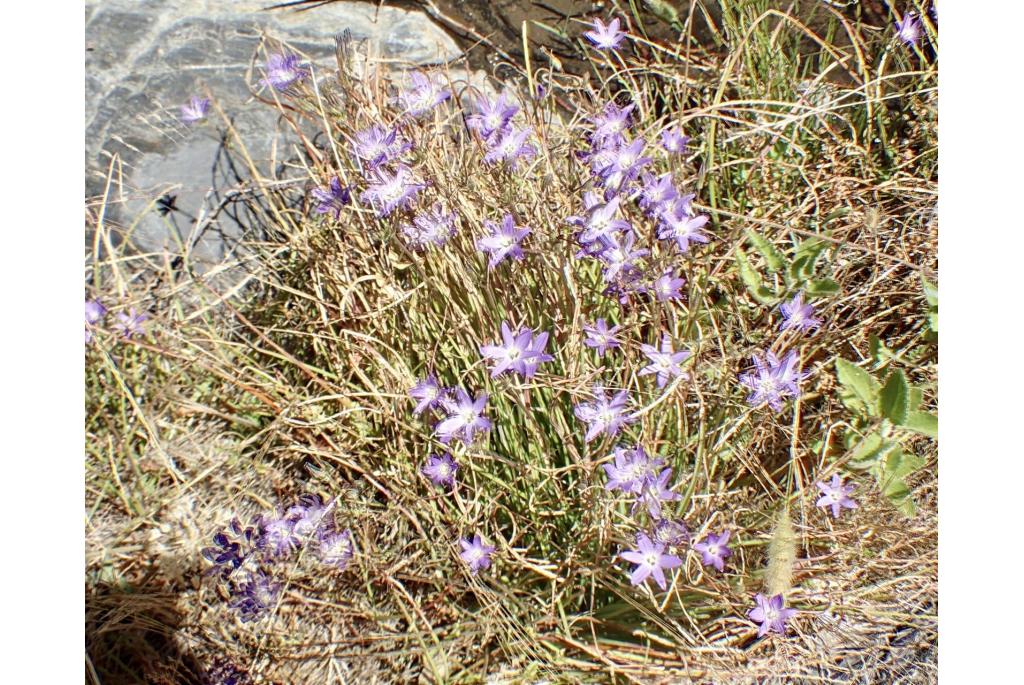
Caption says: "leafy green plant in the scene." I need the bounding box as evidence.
[834,358,936,516]
[736,230,840,305]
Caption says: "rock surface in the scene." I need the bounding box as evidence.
[85,0,461,268]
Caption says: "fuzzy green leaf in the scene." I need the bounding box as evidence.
[736,248,780,304]
[835,359,880,416]
[879,369,910,425]
[875,448,926,517]
[900,411,938,439]
[793,238,827,275]
[909,386,924,411]
[806,278,840,297]
[847,432,894,470]
[746,231,786,272]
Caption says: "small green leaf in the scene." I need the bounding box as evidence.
[736,248,780,304]
[746,231,786,272]
[793,237,827,276]
[879,369,910,425]
[875,448,926,517]
[900,411,938,439]
[835,359,881,416]
[806,278,840,296]
[846,432,894,470]
[922,277,938,307]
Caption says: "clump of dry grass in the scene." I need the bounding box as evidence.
[86,3,937,682]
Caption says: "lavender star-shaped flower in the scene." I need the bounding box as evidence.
[401,203,458,250]
[583,17,628,51]
[578,195,633,246]
[583,318,623,357]
[590,102,635,144]
[483,126,537,168]
[459,534,495,574]
[660,127,690,155]
[113,308,147,339]
[410,374,445,416]
[350,125,411,171]
[637,467,682,519]
[480,321,544,378]
[815,474,858,519]
[85,299,106,344]
[311,177,350,219]
[360,164,424,217]
[895,12,924,46]
[778,291,822,333]
[393,71,451,118]
[598,232,648,284]
[652,270,686,302]
[639,335,691,388]
[262,53,308,91]
[739,350,808,412]
[637,172,680,217]
[603,445,663,495]
[180,96,210,124]
[657,198,710,253]
[693,530,732,571]
[258,511,299,557]
[422,453,458,488]
[435,388,491,445]
[621,532,682,591]
[596,138,652,192]
[287,495,331,539]
[748,593,797,637]
[574,386,634,442]
[467,90,520,141]
[318,528,354,569]
[476,214,531,269]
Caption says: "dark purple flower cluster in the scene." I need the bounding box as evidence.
[201,496,352,622]
[310,177,351,220]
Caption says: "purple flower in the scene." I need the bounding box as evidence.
[603,445,663,495]
[778,291,822,333]
[595,138,652,192]
[410,374,444,415]
[739,350,808,412]
[652,270,686,302]
[578,195,633,246]
[202,518,259,580]
[693,530,732,571]
[435,388,491,445]
[479,322,551,378]
[583,17,628,51]
[113,308,147,339]
[258,512,299,557]
[476,214,531,269]
[639,335,691,388]
[262,53,308,91]
[229,571,281,622]
[467,90,520,141]
[638,467,682,519]
[895,11,924,46]
[748,593,797,637]
[422,452,459,488]
[360,164,424,217]
[597,232,648,284]
[180,96,210,124]
[660,127,690,155]
[318,528,354,569]
[590,102,635,144]
[657,198,710,253]
[621,532,682,590]
[637,172,680,217]
[311,177,350,219]
[286,495,331,539]
[459,534,495,574]
[652,519,690,547]
[815,474,858,519]
[85,299,106,343]
[401,203,458,250]
[574,386,634,443]
[583,318,623,357]
[393,71,451,118]
[350,125,411,171]
[483,126,537,167]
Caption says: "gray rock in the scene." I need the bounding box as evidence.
[86,0,461,271]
